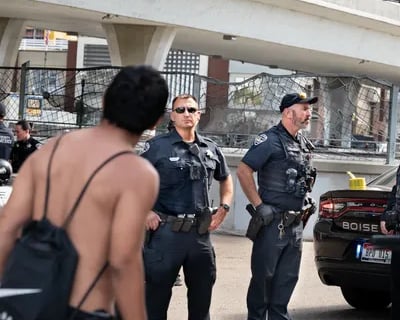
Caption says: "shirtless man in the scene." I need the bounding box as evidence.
[0,65,169,320]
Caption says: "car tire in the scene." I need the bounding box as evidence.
[340,287,391,310]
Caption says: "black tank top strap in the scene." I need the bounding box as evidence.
[43,134,66,219]
[62,150,134,228]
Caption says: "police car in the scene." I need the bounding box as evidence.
[313,167,396,310]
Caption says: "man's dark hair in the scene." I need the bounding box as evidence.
[171,94,197,109]
[103,65,169,135]
[16,119,31,131]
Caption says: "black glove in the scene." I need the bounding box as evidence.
[301,196,317,227]
[384,210,400,231]
[303,197,317,214]
[255,203,274,226]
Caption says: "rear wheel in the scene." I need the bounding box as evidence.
[340,287,391,310]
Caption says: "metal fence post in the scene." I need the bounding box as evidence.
[193,74,201,102]
[76,78,85,128]
[387,85,399,164]
[19,61,30,119]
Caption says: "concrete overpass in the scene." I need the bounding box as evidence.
[1,0,400,83]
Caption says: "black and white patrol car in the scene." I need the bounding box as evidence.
[313,167,396,310]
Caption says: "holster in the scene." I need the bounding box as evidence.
[181,216,195,232]
[171,215,185,232]
[282,210,302,228]
[197,212,212,235]
[246,216,264,241]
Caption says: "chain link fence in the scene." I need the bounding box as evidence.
[0,65,396,161]
[195,73,394,162]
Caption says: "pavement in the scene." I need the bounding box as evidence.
[167,233,391,320]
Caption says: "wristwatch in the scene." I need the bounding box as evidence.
[220,203,230,212]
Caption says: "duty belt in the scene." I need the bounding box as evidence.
[157,212,198,225]
[156,211,213,235]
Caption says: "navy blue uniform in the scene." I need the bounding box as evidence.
[141,129,230,320]
[381,169,400,320]
[10,137,41,173]
[242,122,315,320]
[0,122,14,160]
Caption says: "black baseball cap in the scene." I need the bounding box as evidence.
[0,102,6,117]
[279,92,318,112]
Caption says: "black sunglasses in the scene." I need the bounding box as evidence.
[173,106,198,114]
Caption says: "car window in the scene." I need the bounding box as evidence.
[368,167,397,187]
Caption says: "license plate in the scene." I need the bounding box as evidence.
[361,243,391,264]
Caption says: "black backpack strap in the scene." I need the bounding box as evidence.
[43,134,65,219]
[67,150,134,319]
[68,262,109,320]
[62,150,134,228]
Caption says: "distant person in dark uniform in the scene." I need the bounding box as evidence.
[141,94,233,320]
[381,181,400,320]
[0,102,14,160]
[10,120,41,173]
[237,92,318,320]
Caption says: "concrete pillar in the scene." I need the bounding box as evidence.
[102,24,176,70]
[0,18,26,67]
[200,56,229,131]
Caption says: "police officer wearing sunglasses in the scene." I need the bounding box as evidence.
[141,94,233,320]
[237,92,318,320]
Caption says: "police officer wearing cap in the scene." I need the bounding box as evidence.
[141,94,233,320]
[237,92,318,320]
[10,119,41,173]
[0,103,14,161]
[381,180,400,320]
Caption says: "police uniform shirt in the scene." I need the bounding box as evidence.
[141,129,230,216]
[242,122,311,211]
[0,122,14,160]
[10,137,41,173]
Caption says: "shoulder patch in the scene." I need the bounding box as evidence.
[138,142,150,155]
[253,134,268,146]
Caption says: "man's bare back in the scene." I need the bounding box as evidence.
[0,126,158,318]
[0,65,169,320]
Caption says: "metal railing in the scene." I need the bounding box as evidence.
[19,39,68,51]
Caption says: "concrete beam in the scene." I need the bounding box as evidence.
[40,0,400,66]
[10,0,400,81]
[102,24,176,69]
[0,18,27,67]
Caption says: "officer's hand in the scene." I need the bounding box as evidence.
[209,207,228,231]
[304,196,316,208]
[146,211,161,231]
[255,203,274,226]
[381,220,394,235]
